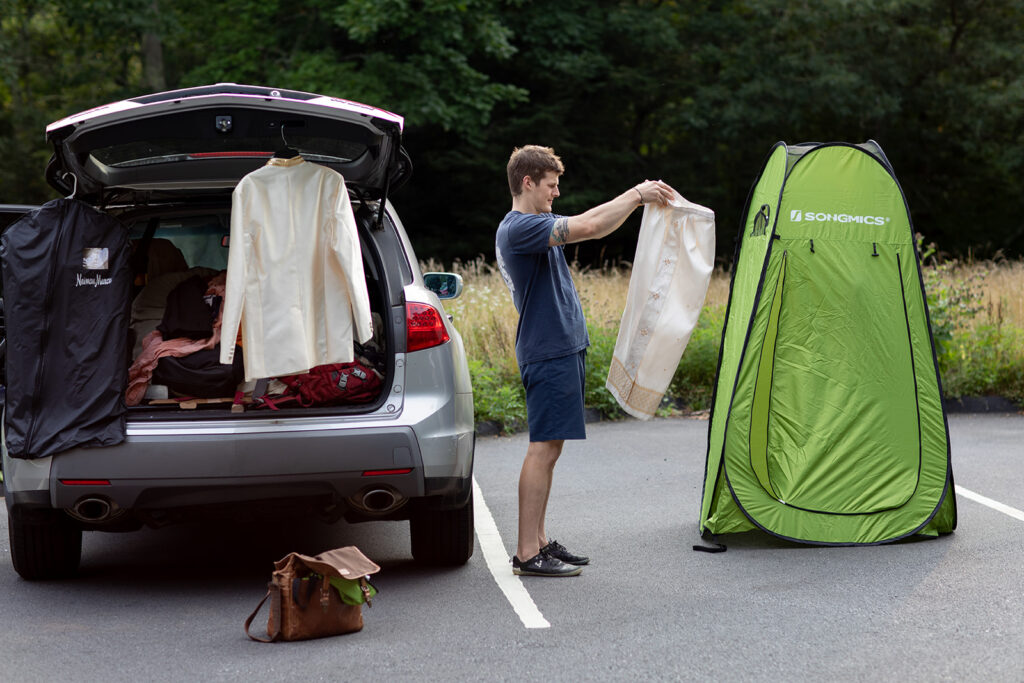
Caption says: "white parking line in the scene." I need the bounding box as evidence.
[956,485,1024,523]
[472,476,550,629]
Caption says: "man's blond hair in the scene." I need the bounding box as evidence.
[507,145,564,196]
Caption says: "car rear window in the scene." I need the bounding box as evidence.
[93,135,367,168]
[128,215,230,271]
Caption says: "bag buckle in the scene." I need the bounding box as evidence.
[360,577,373,608]
[320,576,331,611]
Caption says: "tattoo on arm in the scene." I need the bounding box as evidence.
[551,217,570,245]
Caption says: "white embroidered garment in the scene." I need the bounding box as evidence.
[606,194,715,419]
[220,157,372,380]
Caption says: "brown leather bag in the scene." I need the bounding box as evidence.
[245,546,380,642]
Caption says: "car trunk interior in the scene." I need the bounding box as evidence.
[121,200,392,419]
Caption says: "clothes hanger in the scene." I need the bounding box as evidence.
[273,123,300,159]
[63,171,78,199]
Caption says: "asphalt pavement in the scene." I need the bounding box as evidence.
[0,412,1022,682]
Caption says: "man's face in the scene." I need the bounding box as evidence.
[522,171,560,213]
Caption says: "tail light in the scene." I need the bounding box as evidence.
[406,302,450,352]
[362,468,413,477]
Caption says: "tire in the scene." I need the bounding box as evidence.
[8,507,82,580]
[410,495,474,566]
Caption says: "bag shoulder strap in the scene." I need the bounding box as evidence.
[244,584,283,643]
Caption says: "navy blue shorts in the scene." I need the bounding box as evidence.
[521,350,587,442]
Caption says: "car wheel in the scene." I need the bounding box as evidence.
[8,507,82,580]
[410,495,474,566]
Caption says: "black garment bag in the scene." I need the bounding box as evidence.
[1,198,131,459]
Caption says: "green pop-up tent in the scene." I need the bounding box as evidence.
[699,141,956,545]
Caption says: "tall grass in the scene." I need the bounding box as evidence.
[430,255,1024,431]
[923,255,1024,403]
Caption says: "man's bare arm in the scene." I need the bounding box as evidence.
[551,217,571,245]
[548,179,676,246]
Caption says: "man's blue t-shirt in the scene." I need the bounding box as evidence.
[495,210,589,366]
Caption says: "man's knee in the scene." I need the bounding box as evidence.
[526,439,564,466]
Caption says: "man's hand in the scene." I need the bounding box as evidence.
[633,179,676,207]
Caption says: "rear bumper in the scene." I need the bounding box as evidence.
[51,424,425,511]
[5,471,471,518]
[5,416,473,518]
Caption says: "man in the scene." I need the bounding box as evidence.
[495,145,675,577]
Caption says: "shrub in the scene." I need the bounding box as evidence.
[582,321,625,420]
[916,239,1023,406]
[922,259,988,362]
[939,324,1024,403]
[467,359,526,431]
[666,305,725,411]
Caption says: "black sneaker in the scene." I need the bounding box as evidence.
[541,540,589,566]
[512,551,583,577]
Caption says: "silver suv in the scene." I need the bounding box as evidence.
[2,84,475,579]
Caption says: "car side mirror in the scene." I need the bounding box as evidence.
[423,272,463,300]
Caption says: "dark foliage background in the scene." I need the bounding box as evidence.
[2,0,1022,265]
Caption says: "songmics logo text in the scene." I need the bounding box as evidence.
[789,209,889,226]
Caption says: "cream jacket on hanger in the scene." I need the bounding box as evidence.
[220,157,372,380]
[606,194,715,419]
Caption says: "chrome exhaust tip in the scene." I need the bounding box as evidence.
[351,488,405,514]
[69,497,117,523]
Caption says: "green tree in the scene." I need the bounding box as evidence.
[167,0,526,139]
[0,0,165,203]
